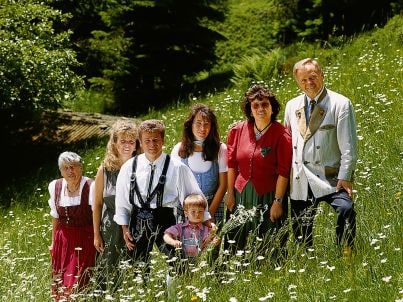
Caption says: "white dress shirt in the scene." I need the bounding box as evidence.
[113,153,210,226]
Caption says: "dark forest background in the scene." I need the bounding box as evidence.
[0,0,401,186]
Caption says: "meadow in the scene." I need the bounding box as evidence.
[0,16,402,302]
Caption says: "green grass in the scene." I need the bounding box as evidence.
[0,15,402,302]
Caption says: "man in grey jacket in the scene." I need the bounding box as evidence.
[284,58,357,256]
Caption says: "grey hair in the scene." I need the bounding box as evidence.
[58,151,83,170]
[293,58,323,79]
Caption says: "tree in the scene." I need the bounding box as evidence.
[88,0,225,114]
[0,0,84,184]
[0,0,83,112]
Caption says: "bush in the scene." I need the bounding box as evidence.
[0,0,83,112]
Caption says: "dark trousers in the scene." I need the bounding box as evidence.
[128,207,175,272]
[290,188,356,249]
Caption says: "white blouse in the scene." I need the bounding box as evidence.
[48,176,93,218]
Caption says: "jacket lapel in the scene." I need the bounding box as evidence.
[295,107,307,137]
[304,106,327,142]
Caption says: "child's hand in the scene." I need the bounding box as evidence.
[209,223,218,235]
[211,236,221,247]
[172,239,182,248]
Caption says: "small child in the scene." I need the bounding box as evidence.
[164,194,220,261]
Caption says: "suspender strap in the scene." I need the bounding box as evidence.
[129,155,170,208]
[54,178,63,206]
[181,224,205,258]
[129,156,138,206]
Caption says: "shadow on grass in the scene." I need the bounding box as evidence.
[0,109,106,208]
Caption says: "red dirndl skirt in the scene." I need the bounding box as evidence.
[51,224,96,290]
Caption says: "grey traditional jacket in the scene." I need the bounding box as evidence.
[284,87,358,200]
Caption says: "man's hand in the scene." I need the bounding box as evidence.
[122,227,135,250]
[337,179,353,198]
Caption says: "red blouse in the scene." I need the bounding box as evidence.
[227,121,292,195]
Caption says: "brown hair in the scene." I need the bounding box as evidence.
[138,119,165,140]
[178,103,220,161]
[242,84,281,123]
[183,194,207,211]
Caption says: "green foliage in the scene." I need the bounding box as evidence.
[83,0,225,115]
[231,48,287,90]
[212,0,281,69]
[0,0,84,111]
[0,10,402,302]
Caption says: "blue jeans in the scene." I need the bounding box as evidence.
[290,188,356,249]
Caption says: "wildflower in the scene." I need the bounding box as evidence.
[288,284,297,291]
[343,288,351,293]
[327,265,336,271]
[370,238,379,245]
[381,258,388,263]
[219,205,257,236]
[229,298,238,302]
[258,292,274,300]
[382,276,392,282]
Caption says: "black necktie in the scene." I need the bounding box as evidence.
[309,99,316,119]
[147,163,155,198]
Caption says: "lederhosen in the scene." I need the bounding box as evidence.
[128,155,175,262]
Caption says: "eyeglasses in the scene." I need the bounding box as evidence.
[251,101,271,110]
[61,164,81,172]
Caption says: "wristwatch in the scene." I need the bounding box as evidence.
[274,197,283,203]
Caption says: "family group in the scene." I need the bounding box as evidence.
[48,58,357,300]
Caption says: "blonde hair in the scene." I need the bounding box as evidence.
[103,119,138,171]
[183,194,207,211]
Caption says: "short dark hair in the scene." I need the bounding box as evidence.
[242,84,281,123]
[138,119,165,140]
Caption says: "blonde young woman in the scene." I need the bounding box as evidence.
[92,119,139,290]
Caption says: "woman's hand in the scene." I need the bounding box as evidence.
[94,233,105,253]
[225,191,236,212]
[270,201,283,222]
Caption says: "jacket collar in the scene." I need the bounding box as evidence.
[295,88,328,141]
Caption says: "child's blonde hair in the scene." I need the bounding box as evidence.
[183,194,207,211]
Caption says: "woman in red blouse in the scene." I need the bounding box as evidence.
[225,84,292,256]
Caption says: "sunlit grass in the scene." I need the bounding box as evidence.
[0,16,402,302]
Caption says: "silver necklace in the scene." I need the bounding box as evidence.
[255,122,271,140]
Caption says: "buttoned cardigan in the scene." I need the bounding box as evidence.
[227,121,292,195]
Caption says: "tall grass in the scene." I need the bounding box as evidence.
[0,16,402,302]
